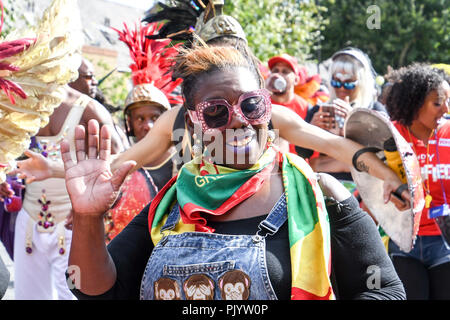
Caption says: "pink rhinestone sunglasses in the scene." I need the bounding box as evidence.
[187,89,272,133]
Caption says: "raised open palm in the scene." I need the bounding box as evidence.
[61,120,135,217]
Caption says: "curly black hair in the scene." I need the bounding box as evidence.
[385,63,450,126]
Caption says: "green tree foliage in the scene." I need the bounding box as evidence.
[95,60,131,120]
[320,0,450,74]
[224,0,328,63]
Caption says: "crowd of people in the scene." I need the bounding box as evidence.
[0,0,449,301]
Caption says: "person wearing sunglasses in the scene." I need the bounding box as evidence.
[309,47,386,132]
[62,44,405,301]
[384,64,450,300]
[304,48,387,181]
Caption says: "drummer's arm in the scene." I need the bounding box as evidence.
[271,105,409,206]
[272,105,373,175]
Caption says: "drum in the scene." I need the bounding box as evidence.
[344,109,424,252]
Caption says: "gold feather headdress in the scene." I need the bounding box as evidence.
[0,0,83,182]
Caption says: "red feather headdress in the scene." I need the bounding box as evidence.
[0,1,35,104]
[112,21,183,108]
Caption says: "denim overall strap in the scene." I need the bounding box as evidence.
[160,203,181,232]
[256,193,287,238]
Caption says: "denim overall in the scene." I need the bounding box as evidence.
[140,194,287,300]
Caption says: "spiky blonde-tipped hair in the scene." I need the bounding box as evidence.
[174,45,248,78]
[172,42,263,109]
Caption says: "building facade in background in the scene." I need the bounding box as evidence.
[15,0,152,85]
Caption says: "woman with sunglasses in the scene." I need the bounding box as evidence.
[309,47,385,131]
[384,64,450,300]
[63,44,404,300]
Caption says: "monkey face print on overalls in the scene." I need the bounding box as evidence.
[140,194,287,300]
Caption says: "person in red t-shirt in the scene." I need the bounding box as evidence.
[266,54,310,154]
[267,54,309,118]
[385,63,450,300]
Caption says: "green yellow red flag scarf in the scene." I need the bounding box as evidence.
[148,147,334,300]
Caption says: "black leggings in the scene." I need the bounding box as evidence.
[392,256,450,299]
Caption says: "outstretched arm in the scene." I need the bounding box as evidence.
[63,119,135,295]
[13,150,65,182]
[271,104,410,209]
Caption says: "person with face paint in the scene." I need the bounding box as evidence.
[385,64,450,300]
[305,47,387,181]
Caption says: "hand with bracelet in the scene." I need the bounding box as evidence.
[351,146,411,211]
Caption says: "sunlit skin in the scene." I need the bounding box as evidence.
[127,103,176,167]
[56,62,410,297]
[310,69,354,134]
[309,69,356,173]
[7,63,412,296]
[59,66,286,294]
